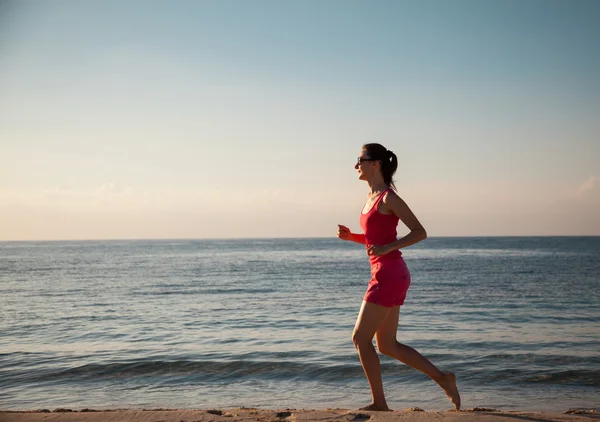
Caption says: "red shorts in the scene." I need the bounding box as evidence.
[364,258,411,307]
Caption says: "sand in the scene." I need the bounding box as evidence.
[1,407,597,422]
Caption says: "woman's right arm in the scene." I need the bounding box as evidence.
[337,225,366,244]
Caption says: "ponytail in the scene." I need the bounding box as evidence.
[383,150,398,190]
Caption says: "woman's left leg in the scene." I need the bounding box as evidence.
[375,306,461,410]
[352,300,393,411]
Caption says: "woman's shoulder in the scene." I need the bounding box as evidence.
[382,189,407,208]
[383,188,401,201]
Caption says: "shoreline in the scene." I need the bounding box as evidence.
[1,407,597,422]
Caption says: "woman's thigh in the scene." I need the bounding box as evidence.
[352,300,393,344]
[374,305,400,351]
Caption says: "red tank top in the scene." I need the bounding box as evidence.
[359,188,402,264]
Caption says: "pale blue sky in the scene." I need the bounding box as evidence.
[1,0,599,240]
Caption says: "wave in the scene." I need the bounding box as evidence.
[524,369,600,385]
[3,355,600,387]
[1,359,370,385]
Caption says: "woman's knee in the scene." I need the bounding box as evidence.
[376,340,398,357]
[352,331,372,348]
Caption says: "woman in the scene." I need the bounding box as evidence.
[337,143,461,412]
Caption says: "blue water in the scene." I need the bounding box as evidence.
[1,237,599,412]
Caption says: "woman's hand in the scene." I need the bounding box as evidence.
[366,244,391,257]
[337,224,352,240]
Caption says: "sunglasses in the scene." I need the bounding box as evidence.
[356,157,378,165]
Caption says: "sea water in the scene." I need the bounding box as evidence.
[1,237,599,412]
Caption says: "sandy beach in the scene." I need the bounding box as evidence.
[1,408,597,422]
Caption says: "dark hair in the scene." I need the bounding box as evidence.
[362,143,398,190]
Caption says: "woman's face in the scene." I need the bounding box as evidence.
[355,150,378,180]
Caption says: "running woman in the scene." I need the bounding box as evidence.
[337,143,461,412]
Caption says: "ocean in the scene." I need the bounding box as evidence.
[1,237,599,412]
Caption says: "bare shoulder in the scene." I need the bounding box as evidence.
[382,189,405,206]
[382,189,424,230]
[380,189,410,216]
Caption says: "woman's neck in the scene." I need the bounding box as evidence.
[367,179,388,195]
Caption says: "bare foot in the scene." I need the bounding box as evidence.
[358,403,391,411]
[437,372,461,411]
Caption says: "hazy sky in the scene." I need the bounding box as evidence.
[1,0,599,240]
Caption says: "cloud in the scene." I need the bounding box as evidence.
[0,182,135,208]
[575,176,596,198]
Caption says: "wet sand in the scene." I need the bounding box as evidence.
[1,407,597,422]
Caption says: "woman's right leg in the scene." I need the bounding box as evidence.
[375,306,461,410]
[352,300,394,411]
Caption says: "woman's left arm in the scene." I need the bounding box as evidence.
[384,192,427,251]
[367,192,427,257]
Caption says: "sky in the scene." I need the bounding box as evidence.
[1,0,599,240]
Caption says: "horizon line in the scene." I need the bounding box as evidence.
[1,235,599,243]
